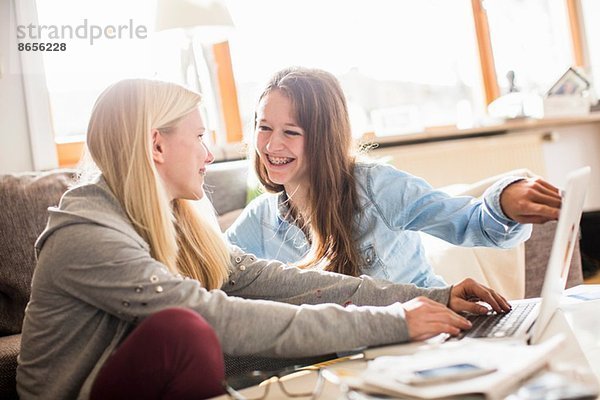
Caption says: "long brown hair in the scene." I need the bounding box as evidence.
[253,67,363,276]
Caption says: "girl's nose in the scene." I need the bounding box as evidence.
[204,143,215,164]
[265,131,284,152]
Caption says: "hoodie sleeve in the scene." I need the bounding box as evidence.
[224,246,451,306]
[37,223,415,357]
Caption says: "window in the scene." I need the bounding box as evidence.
[37,0,152,141]
[31,0,596,167]
[484,0,573,95]
[36,0,219,144]
[226,0,483,138]
[581,0,600,89]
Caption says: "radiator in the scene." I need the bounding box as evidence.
[368,133,547,188]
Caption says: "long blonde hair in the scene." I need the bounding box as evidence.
[254,67,363,276]
[86,79,230,289]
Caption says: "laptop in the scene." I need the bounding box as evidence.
[460,166,591,344]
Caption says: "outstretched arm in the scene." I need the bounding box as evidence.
[40,224,413,357]
[365,164,531,248]
[224,246,452,306]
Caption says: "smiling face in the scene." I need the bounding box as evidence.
[153,108,214,200]
[255,90,308,191]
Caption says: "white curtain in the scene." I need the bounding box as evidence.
[12,0,58,171]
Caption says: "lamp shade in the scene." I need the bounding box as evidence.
[155,0,234,32]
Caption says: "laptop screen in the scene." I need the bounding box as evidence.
[530,166,591,344]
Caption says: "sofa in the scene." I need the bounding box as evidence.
[0,162,583,398]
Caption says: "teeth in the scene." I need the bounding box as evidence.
[268,155,293,165]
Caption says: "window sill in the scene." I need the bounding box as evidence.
[57,140,248,168]
[364,112,600,147]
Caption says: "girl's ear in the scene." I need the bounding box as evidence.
[152,129,165,164]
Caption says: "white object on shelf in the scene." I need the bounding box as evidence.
[542,95,591,118]
[370,105,423,136]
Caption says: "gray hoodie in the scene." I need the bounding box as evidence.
[16,178,451,400]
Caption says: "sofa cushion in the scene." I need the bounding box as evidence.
[218,209,244,232]
[0,170,74,335]
[423,233,526,300]
[525,221,583,298]
[204,160,249,216]
[0,335,20,399]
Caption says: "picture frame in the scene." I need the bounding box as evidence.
[546,67,590,96]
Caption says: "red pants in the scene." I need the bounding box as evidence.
[90,308,225,400]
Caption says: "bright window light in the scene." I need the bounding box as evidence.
[36,0,184,141]
[226,0,482,137]
[581,0,600,92]
[35,0,593,144]
[484,0,573,94]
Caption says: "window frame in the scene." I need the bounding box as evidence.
[55,0,589,167]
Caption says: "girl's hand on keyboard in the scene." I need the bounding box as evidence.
[403,296,472,341]
[449,278,512,314]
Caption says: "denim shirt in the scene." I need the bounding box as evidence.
[226,163,532,287]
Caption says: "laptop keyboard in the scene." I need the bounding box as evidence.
[460,302,537,339]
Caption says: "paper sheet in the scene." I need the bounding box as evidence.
[360,335,565,399]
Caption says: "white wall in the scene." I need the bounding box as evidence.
[543,123,600,212]
[370,133,546,189]
[0,0,34,173]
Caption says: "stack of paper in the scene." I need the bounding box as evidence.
[360,335,564,399]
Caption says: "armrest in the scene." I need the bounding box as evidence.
[524,221,583,298]
[0,334,21,400]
